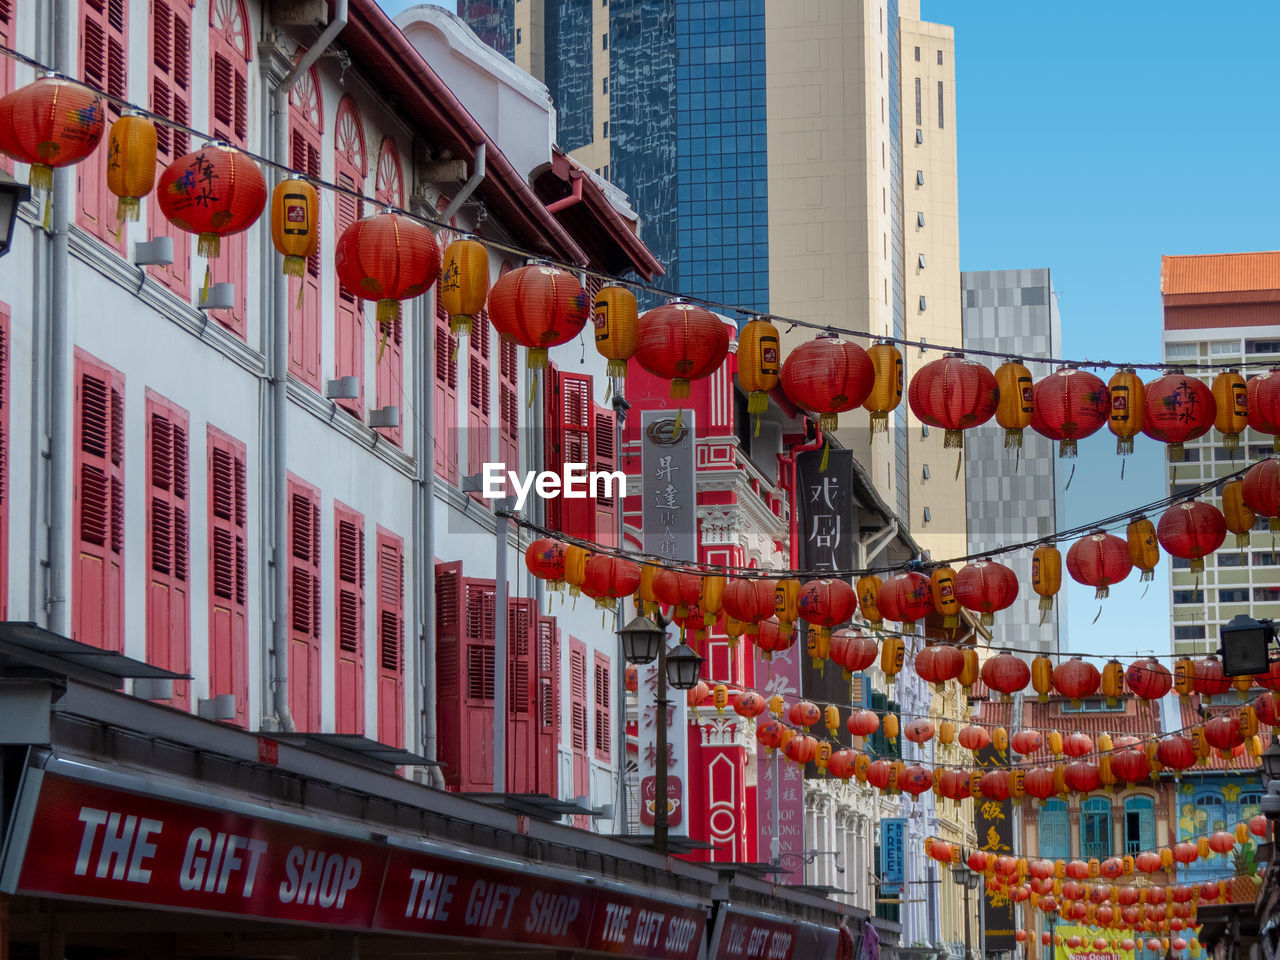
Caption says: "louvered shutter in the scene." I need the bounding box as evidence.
[0,0,14,118]
[498,337,519,472]
[287,476,321,731]
[593,652,611,760]
[534,614,559,795]
[542,363,562,530]
[433,296,458,485]
[559,372,594,539]
[569,638,589,814]
[376,529,405,747]
[207,0,250,338]
[145,395,190,706]
[435,561,464,787]
[208,427,247,726]
[467,314,492,485]
[0,306,9,616]
[147,0,191,293]
[334,502,364,734]
[287,71,322,388]
[333,168,364,416]
[461,577,496,790]
[73,352,125,652]
[504,597,534,791]
[593,405,618,546]
[77,0,127,246]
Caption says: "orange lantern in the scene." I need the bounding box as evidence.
[106,114,157,224]
[995,360,1034,448]
[700,575,725,630]
[1126,515,1160,582]
[440,238,491,338]
[930,565,960,628]
[0,77,105,190]
[635,300,731,399]
[1101,660,1125,706]
[856,575,883,629]
[780,336,875,432]
[1031,543,1062,620]
[158,143,268,261]
[959,647,980,691]
[271,177,319,280]
[864,341,904,433]
[1031,655,1054,703]
[638,564,661,617]
[736,317,781,416]
[489,264,589,369]
[712,684,729,715]
[563,545,591,597]
[774,578,802,639]
[1222,479,1255,548]
[1108,367,1145,455]
[1212,370,1249,450]
[880,635,905,684]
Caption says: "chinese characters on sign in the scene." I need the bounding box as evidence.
[878,819,905,895]
[972,743,1015,948]
[756,639,805,884]
[795,450,857,574]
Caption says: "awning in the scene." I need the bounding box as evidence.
[706,904,845,960]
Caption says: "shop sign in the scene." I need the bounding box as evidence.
[878,818,905,894]
[707,907,799,960]
[972,744,1015,949]
[1052,926,1135,960]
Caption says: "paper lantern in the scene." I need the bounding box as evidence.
[582,555,641,610]
[1063,731,1094,758]
[914,644,964,691]
[1101,659,1125,706]
[562,546,591,597]
[797,579,856,645]
[158,144,268,260]
[827,749,858,780]
[1212,370,1249,450]
[958,723,991,751]
[995,361,1034,448]
[271,177,319,280]
[440,238,491,337]
[959,647,980,691]
[1053,656,1101,706]
[653,570,702,620]
[864,342,904,433]
[1011,729,1043,756]
[847,709,880,738]
[525,538,567,588]
[788,700,821,729]
[907,353,999,448]
[856,575,883,629]
[1135,851,1162,875]
[736,317,781,415]
[779,336,875,432]
[1107,367,1145,455]
[1067,530,1132,599]
[1123,515,1160,582]
[1032,367,1110,458]
[1249,370,1280,450]
[929,565,960,629]
[1031,544,1062,619]
[900,764,933,798]
[878,571,934,629]
[1204,715,1244,751]
[835,631,879,674]
[699,576,725,630]
[1242,458,1280,530]
[1251,815,1269,838]
[733,692,767,719]
[721,578,776,634]
[981,651,1031,703]
[938,769,971,800]
[1031,655,1054,703]
[1126,657,1172,700]
[880,635,905,684]
[1221,479,1256,548]
[0,77,105,189]
[1156,735,1197,774]
[1192,656,1232,701]
[106,114,157,223]
[754,618,795,661]
[1143,371,1215,459]
[783,733,817,766]
[1208,831,1236,854]
[954,560,1019,626]
[489,264,589,369]
[979,770,1011,801]
[1157,501,1227,575]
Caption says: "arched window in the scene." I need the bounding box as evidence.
[1123,796,1155,854]
[333,97,367,415]
[1082,797,1112,859]
[1195,792,1228,863]
[374,138,404,208]
[373,138,405,444]
[287,64,323,388]
[208,0,252,337]
[1038,799,1069,859]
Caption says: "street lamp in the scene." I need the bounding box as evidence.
[1263,739,1280,784]
[951,867,983,960]
[0,170,31,260]
[619,613,705,855]
[1219,614,1276,677]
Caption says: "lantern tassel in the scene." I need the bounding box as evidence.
[41,192,51,232]
[870,410,888,434]
[528,347,549,370]
[1120,456,1126,481]
[954,449,962,480]
[1191,558,1205,574]
[1236,533,1250,548]
[1140,568,1153,582]
[1091,606,1102,624]
[1060,438,1078,458]
[282,254,306,278]
[1094,584,1109,600]
[197,233,221,259]
[116,195,141,226]
[1064,462,1076,490]
[754,413,761,438]
[604,379,612,403]
[1116,435,1134,456]
[608,359,628,379]
[943,428,962,450]
[820,438,830,473]
[673,407,684,435]
[670,378,690,399]
[377,327,388,365]
[201,264,211,305]
[296,281,305,311]
[1004,428,1022,449]
[29,163,53,193]
[1170,442,1184,461]
[528,369,538,408]
[450,314,473,338]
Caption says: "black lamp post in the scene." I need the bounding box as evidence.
[1219,614,1276,677]
[951,866,983,960]
[619,613,704,855]
[1263,739,1280,785]
[0,170,31,260]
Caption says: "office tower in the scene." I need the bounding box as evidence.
[1160,252,1280,657]
[962,269,1068,656]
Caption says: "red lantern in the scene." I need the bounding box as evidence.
[1031,367,1110,458]
[334,210,441,333]
[582,555,642,610]
[877,572,934,628]
[524,538,567,587]
[1014,931,1027,944]
[865,760,893,791]
[980,770,1011,801]
[158,144,268,260]
[1053,656,1102,706]
[753,619,796,660]
[0,77,105,189]
[1134,852,1162,875]
[837,632,880,674]
[993,855,1018,877]
[1066,936,1083,949]
[1258,691,1280,724]
[721,578,776,633]
[797,579,857,641]
[982,651,1032,703]
[1157,501,1227,575]
[1011,729,1043,756]
[1126,657,1173,700]
[847,709,880,737]
[1063,731,1094,758]
[900,765,933,798]
[1065,761,1101,793]
[788,700,822,729]
[779,337,875,432]
[1172,843,1199,866]
[1142,372,1216,459]
[734,692,767,719]
[1041,934,1052,947]
[1242,458,1280,529]
[653,570,702,619]
[927,840,954,864]
[1156,735,1197,773]
[488,264,589,369]
[1100,857,1124,879]
[1251,815,1270,838]
[1208,831,1236,854]
[1193,656,1232,700]
[958,723,992,751]
[914,645,965,690]
[783,734,818,766]
[1249,371,1280,449]
[1199,880,1220,901]
[1066,531,1132,599]
[953,561,1019,626]
[756,717,785,750]
[1172,938,1188,953]
[827,749,858,780]
[1111,748,1149,786]
[939,770,972,801]
[906,353,999,448]
[635,301,731,398]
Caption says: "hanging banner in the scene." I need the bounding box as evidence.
[1053,926,1136,960]
[637,409,696,839]
[756,636,804,884]
[972,743,1016,950]
[878,818,905,895]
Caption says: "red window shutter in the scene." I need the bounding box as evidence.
[287,475,321,731]
[334,502,365,735]
[72,351,125,652]
[208,426,248,726]
[534,614,559,796]
[467,314,492,488]
[433,297,458,486]
[286,71,322,387]
[498,337,519,472]
[207,0,250,338]
[460,576,496,790]
[569,638,589,817]
[147,0,191,294]
[559,372,594,539]
[592,405,618,547]
[376,529,405,747]
[542,363,562,531]
[77,0,127,248]
[333,97,367,417]
[0,305,9,617]
[435,561,463,788]
[506,597,534,791]
[145,393,190,707]
[593,652,611,760]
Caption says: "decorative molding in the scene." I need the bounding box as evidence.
[692,710,753,748]
[699,509,746,547]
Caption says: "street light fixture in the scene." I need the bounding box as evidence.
[951,867,982,960]
[1219,614,1276,677]
[0,170,31,260]
[1263,739,1280,784]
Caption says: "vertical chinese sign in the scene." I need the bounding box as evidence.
[879,818,906,896]
[973,743,1016,950]
[637,410,696,838]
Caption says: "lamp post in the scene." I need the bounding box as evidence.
[952,866,983,960]
[0,170,31,260]
[1219,614,1276,677]
[619,613,704,855]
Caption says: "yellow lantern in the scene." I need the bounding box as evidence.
[1121,855,1134,876]
[712,683,729,715]
[1097,732,1113,753]
[563,545,591,597]
[1099,754,1115,791]
[1048,730,1064,757]
[1031,544,1062,621]
[1054,860,1066,880]
[992,726,1009,754]
[1101,660,1124,706]
[106,114,158,224]
[815,741,832,774]
[270,176,320,280]
[854,754,871,781]
[1174,657,1196,700]
[864,341,904,433]
[1088,857,1101,878]
[768,693,786,717]
[778,727,795,753]
[700,575,726,629]
[959,646,980,690]
[736,317,781,416]
[1250,733,1264,758]
[807,625,830,669]
[1009,769,1025,799]
[930,565,960,629]
[1240,705,1259,740]
[592,284,639,379]
[824,704,841,734]
[857,575,883,629]
[1222,479,1255,548]
[1107,366,1145,455]
[995,361,1034,448]
[1145,741,1162,775]
[1213,369,1248,450]
[1126,516,1160,582]
[639,564,660,616]
[1235,821,1250,844]
[723,616,745,649]
[881,635,905,684]
[1161,849,1174,872]
[884,713,900,744]
[440,238,491,337]
[939,720,956,745]
[774,578,801,638]
[969,770,984,798]
[1032,655,1054,703]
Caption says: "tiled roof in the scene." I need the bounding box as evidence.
[974,699,1013,726]
[1161,252,1280,296]
[1177,692,1273,773]
[1015,697,1163,764]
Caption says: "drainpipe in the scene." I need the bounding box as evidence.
[777,423,824,569]
[267,0,348,732]
[440,144,486,226]
[544,174,583,215]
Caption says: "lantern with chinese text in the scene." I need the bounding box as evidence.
[1157,501,1227,575]
[788,700,821,729]
[864,341,904,433]
[1212,370,1249,451]
[736,317,781,416]
[1053,656,1101,707]
[1032,655,1054,703]
[1125,515,1160,582]
[954,560,1019,627]
[881,635,906,685]
[1192,656,1232,702]
[582,555,642,611]
[755,717,785,751]
[1243,458,1280,530]
[773,578,802,641]
[635,300,731,398]
[1126,657,1173,700]
[907,353,999,449]
[734,692,767,719]
[159,144,268,260]
[996,360,1035,448]
[1067,530,1132,599]
[721,578,776,636]
[783,734,817,766]
[1100,857,1124,879]
[271,177,319,283]
[1108,367,1145,456]
[525,538,567,590]
[780,336,875,432]
[0,77,105,190]
[1249,370,1280,450]
[856,575,883,629]
[1222,479,1256,548]
[439,238,490,337]
[106,114,157,224]
[900,765,933,799]
[797,578,857,647]
[878,571,934,630]
[1031,543,1062,620]
[1031,367,1110,458]
[929,565,960,629]
[489,264,590,369]
[1142,371,1216,460]
[981,650,1031,703]
[1174,656,1196,699]
[914,644,964,692]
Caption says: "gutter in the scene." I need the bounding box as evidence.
[544,173,583,214]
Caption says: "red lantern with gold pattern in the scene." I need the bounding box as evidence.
[954,560,1019,627]
[1249,370,1280,450]
[1243,458,1280,531]
[0,77,105,189]
[914,644,965,691]
[797,579,857,642]
[982,651,1031,703]
[635,301,731,399]
[906,353,999,449]
[1066,530,1132,599]
[877,572,934,629]
[488,264,590,369]
[1053,656,1102,707]
[159,144,268,261]
[1142,371,1216,460]
[1031,367,1111,458]
[779,336,875,432]
[1157,501,1227,575]
[582,555,642,610]
[1126,657,1173,700]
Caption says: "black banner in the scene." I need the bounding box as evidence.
[973,744,1016,950]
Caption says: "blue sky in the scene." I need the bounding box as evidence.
[381,0,1280,658]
